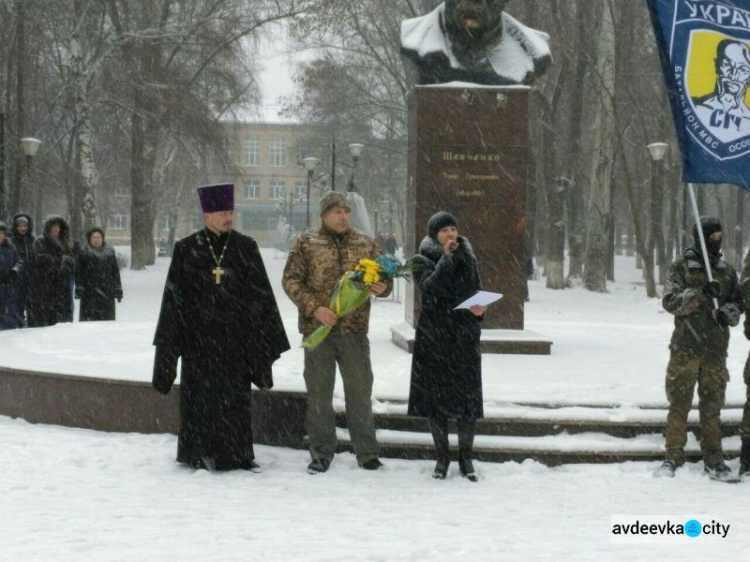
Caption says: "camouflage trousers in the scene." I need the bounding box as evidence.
[741,355,750,439]
[664,350,728,467]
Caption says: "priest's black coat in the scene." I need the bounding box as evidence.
[407,235,484,420]
[152,229,290,469]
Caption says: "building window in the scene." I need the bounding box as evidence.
[270,181,286,200]
[295,181,306,200]
[245,136,260,167]
[244,180,260,199]
[160,215,172,231]
[269,137,287,167]
[108,211,127,230]
[114,185,128,197]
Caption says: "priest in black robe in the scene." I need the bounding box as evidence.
[152,183,290,471]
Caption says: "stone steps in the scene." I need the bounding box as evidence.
[329,402,746,466]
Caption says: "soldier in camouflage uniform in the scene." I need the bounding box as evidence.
[282,191,392,474]
[737,250,750,478]
[659,217,742,480]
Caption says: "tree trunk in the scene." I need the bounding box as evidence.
[566,2,589,282]
[583,1,616,293]
[70,0,99,239]
[130,82,150,270]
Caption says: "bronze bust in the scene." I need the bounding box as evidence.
[401,0,552,86]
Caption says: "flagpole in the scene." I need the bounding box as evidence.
[686,183,719,310]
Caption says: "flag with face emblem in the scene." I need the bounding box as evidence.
[648,0,750,189]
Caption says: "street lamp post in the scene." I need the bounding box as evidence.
[329,140,365,192]
[647,142,668,285]
[303,142,365,226]
[19,137,42,225]
[303,156,318,228]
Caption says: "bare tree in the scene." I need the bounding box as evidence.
[583,0,615,292]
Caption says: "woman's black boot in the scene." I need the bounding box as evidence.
[433,458,450,479]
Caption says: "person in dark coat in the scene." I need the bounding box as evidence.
[152,183,290,472]
[75,227,123,321]
[9,213,34,326]
[408,211,485,481]
[0,222,23,330]
[27,216,75,328]
[385,233,398,256]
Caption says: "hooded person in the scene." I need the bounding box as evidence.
[27,215,75,327]
[75,227,123,321]
[0,222,23,330]
[8,213,34,325]
[658,216,743,481]
[152,183,290,472]
[407,211,485,481]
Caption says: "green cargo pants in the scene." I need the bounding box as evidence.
[740,355,750,439]
[664,349,728,468]
[303,332,379,465]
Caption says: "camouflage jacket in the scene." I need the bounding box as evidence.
[662,249,741,359]
[282,227,392,335]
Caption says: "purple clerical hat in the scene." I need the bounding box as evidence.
[197,183,235,213]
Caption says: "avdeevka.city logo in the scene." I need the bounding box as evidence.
[673,0,750,160]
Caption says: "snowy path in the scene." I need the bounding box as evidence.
[1,415,747,561]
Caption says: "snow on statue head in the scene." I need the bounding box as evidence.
[400,1,552,86]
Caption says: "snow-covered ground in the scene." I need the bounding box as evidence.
[2,415,749,561]
[1,249,748,408]
[2,250,750,560]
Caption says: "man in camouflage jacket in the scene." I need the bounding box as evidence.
[659,217,742,479]
[282,191,391,474]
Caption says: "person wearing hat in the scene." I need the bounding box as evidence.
[75,227,123,321]
[407,212,484,481]
[9,213,34,326]
[152,183,290,472]
[27,215,75,327]
[658,216,743,480]
[0,222,23,330]
[282,190,392,474]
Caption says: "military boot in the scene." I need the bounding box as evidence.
[740,439,750,477]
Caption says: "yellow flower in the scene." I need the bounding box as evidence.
[356,259,382,285]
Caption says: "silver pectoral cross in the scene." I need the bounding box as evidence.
[212,266,225,284]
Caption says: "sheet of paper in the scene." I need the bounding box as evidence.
[454,291,503,310]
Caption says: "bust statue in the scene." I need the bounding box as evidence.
[401,0,552,86]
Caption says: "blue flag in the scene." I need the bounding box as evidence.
[647,0,750,190]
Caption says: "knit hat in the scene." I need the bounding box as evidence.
[0,221,6,233]
[14,216,29,225]
[319,191,351,218]
[428,211,458,239]
[197,183,235,213]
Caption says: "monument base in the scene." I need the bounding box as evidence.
[390,322,552,355]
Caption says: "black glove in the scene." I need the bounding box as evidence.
[717,303,741,327]
[152,346,179,395]
[114,289,123,301]
[703,280,721,299]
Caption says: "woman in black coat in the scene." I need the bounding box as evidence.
[27,216,75,327]
[0,222,23,330]
[75,227,123,321]
[408,212,485,481]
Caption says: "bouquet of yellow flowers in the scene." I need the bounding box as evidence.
[302,254,416,350]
